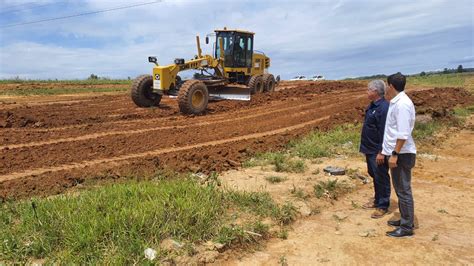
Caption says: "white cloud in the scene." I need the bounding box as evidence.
[0,0,472,79]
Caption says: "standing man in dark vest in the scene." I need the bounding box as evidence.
[360,80,390,219]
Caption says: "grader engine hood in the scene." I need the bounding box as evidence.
[150,55,217,93]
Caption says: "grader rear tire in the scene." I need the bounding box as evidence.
[248,75,264,94]
[131,74,162,107]
[178,80,209,115]
[262,74,276,92]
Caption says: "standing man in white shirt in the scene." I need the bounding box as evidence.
[382,72,417,238]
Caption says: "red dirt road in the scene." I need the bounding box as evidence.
[0,81,472,199]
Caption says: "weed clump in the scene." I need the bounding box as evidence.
[314,179,352,200]
[243,152,306,173]
[275,202,298,225]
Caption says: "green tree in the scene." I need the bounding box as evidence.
[420,71,426,76]
[457,65,464,73]
[88,74,99,80]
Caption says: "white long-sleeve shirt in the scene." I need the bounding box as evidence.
[382,91,417,155]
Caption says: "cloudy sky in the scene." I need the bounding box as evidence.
[0,0,473,80]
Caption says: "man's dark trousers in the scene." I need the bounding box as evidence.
[365,154,390,210]
[391,153,416,231]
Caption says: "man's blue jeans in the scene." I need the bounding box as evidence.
[365,154,391,210]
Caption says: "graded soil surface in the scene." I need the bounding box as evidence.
[0,81,472,199]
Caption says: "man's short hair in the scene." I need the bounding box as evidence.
[368,79,385,97]
[387,72,406,92]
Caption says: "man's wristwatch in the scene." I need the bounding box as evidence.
[391,151,399,156]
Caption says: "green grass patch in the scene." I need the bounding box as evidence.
[214,220,270,246]
[243,152,307,173]
[0,79,132,85]
[314,179,352,200]
[0,178,288,264]
[290,185,309,200]
[407,73,469,88]
[412,120,443,142]
[453,104,474,118]
[1,179,223,264]
[290,124,361,158]
[224,190,279,217]
[243,124,360,175]
[273,154,306,173]
[277,229,289,240]
[265,175,287,184]
[0,86,128,96]
[223,191,297,226]
[275,202,298,225]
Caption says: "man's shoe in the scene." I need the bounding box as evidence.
[387,220,401,227]
[386,227,414,238]
[362,201,376,209]
[387,220,415,228]
[371,208,388,219]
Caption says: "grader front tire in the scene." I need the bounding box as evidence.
[178,80,209,115]
[248,75,264,94]
[131,74,162,107]
[262,74,276,92]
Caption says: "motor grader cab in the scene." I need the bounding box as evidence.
[131,28,278,115]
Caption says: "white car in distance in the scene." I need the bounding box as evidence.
[310,75,325,81]
[289,75,307,81]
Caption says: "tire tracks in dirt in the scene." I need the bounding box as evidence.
[0,115,331,182]
[2,84,363,131]
[1,94,364,149]
[0,94,364,175]
[1,88,363,148]
[0,88,359,139]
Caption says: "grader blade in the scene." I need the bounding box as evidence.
[208,86,251,101]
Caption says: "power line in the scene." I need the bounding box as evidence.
[0,2,60,16]
[1,1,40,10]
[1,0,162,28]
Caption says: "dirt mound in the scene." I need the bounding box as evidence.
[0,111,42,128]
[207,81,362,113]
[410,87,474,117]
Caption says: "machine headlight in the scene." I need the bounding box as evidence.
[155,74,160,80]
[148,56,158,63]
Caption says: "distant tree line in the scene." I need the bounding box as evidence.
[87,74,132,80]
[346,65,473,80]
[88,74,110,80]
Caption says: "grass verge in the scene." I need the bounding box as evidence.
[0,86,129,96]
[290,124,361,158]
[407,73,469,88]
[0,79,132,85]
[243,124,361,169]
[0,177,294,264]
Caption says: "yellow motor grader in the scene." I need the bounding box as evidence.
[131,28,278,114]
